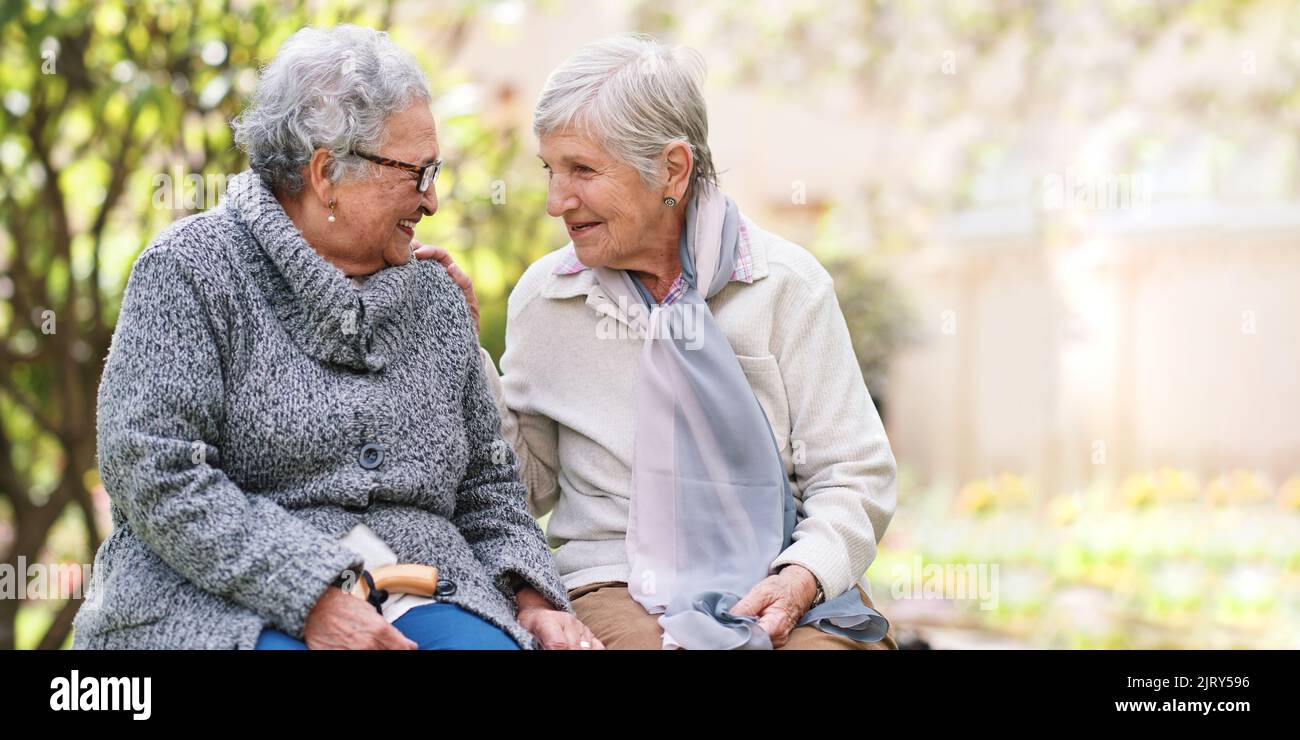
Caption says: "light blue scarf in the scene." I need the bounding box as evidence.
[591,184,890,649]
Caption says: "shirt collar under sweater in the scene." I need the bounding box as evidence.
[540,216,773,329]
[225,169,419,374]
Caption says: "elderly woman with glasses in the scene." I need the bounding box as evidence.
[423,34,900,650]
[72,25,601,651]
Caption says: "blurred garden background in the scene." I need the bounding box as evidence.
[2,0,1299,649]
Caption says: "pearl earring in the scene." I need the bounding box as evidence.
[663,196,677,207]
[328,199,336,223]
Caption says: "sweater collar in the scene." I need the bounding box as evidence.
[225,170,419,373]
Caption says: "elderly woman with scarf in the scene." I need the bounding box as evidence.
[424,35,900,650]
[72,25,600,651]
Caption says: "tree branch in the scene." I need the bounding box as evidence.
[0,411,32,521]
[0,373,58,433]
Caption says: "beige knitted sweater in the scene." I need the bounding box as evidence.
[478,218,897,601]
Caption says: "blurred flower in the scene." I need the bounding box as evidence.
[994,473,1031,508]
[956,478,996,514]
[1047,494,1083,526]
[1151,561,1207,610]
[1120,473,1158,508]
[1279,477,1300,510]
[1223,564,1280,611]
[1206,470,1272,507]
[1154,467,1199,503]
[957,474,1034,515]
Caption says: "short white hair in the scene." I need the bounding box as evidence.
[533,34,718,200]
[231,24,432,194]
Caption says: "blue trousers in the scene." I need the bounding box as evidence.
[255,603,521,650]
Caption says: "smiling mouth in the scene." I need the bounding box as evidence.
[567,221,601,234]
[397,218,418,236]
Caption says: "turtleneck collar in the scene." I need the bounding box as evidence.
[225,169,419,373]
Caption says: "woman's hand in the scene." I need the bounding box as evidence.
[413,240,479,332]
[303,585,419,650]
[514,586,605,650]
[729,564,820,648]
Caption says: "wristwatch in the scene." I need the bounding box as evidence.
[780,564,824,607]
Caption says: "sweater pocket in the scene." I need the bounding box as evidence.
[74,531,181,637]
[734,354,793,462]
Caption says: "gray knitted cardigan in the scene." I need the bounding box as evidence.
[71,170,571,650]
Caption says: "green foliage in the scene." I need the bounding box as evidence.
[419,103,564,360]
[819,253,915,410]
[0,0,914,650]
[0,0,516,650]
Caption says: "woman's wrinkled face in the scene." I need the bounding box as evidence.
[538,127,662,270]
[332,101,439,274]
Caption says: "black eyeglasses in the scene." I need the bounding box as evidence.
[350,150,442,193]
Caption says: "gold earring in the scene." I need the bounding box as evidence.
[328,199,336,223]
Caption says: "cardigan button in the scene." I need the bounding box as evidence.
[358,443,385,470]
[435,579,457,598]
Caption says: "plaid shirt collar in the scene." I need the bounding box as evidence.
[551,218,757,305]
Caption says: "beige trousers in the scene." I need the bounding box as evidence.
[568,581,900,650]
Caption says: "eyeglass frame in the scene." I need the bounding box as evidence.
[349,150,442,193]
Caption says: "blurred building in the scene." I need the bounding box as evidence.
[414,0,1300,494]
